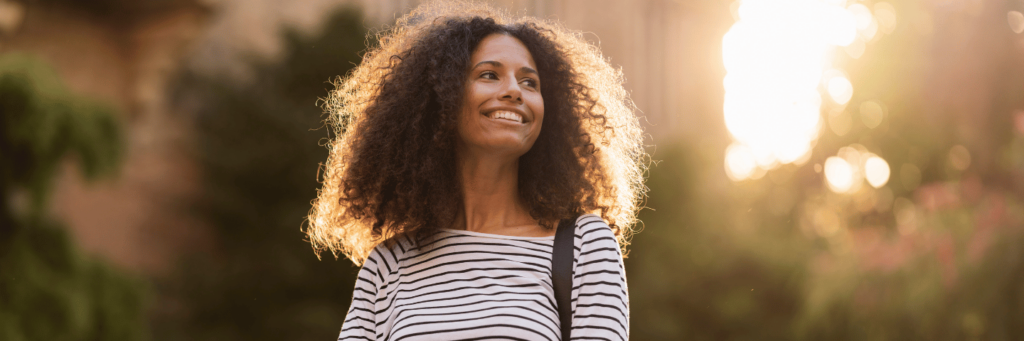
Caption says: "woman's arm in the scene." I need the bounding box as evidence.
[338,249,382,341]
[570,214,630,341]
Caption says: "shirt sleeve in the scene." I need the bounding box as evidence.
[338,248,382,341]
[570,214,629,340]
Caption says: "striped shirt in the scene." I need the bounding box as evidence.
[338,214,629,341]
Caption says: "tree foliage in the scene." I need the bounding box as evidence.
[0,53,146,341]
[158,8,369,341]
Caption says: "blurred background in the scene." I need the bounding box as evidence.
[1,0,1022,340]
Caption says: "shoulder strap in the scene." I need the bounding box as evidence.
[552,216,577,341]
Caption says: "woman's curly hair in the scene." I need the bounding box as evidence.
[307,1,647,265]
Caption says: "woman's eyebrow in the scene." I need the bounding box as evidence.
[472,60,502,69]
[519,66,538,76]
[471,61,538,77]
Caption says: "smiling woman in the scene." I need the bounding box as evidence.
[306,1,646,340]
[458,34,544,159]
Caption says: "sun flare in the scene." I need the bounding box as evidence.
[722,0,895,182]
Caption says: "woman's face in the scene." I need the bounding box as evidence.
[456,33,544,158]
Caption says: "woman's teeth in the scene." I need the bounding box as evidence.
[491,111,523,123]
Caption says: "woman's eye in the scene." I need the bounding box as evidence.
[480,71,498,80]
[521,78,539,89]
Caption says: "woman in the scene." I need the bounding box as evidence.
[307,1,646,340]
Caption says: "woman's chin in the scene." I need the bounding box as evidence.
[461,138,535,158]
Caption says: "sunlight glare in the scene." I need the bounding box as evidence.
[722,0,859,180]
[821,5,858,46]
[847,4,872,29]
[844,37,865,58]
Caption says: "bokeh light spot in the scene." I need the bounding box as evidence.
[825,156,855,193]
[861,16,879,41]
[1009,11,1024,34]
[845,37,865,59]
[0,0,25,34]
[848,4,873,30]
[948,145,971,170]
[864,156,890,188]
[859,100,885,128]
[874,2,897,34]
[827,76,853,105]
[725,143,758,181]
[828,109,852,136]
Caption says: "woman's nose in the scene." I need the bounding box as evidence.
[500,80,522,102]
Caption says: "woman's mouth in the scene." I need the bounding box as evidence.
[488,110,524,123]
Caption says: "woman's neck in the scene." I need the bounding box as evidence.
[455,152,548,237]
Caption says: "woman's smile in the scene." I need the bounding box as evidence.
[457,33,544,156]
[486,110,525,123]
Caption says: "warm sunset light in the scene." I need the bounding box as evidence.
[7,0,1023,339]
[848,4,872,30]
[722,0,862,180]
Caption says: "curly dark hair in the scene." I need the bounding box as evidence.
[307,1,647,264]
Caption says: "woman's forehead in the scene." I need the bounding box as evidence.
[470,34,537,70]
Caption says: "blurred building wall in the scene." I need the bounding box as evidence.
[527,0,732,142]
[0,0,210,274]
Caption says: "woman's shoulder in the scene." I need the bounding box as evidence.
[573,214,623,255]
[574,213,615,240]
[364,234,417,268]
[572,214,625,270]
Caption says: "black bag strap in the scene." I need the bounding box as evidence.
[552,216,577,341]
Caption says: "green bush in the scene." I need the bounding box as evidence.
[0,53,146,341]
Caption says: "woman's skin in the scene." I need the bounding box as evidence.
[453,33,552,238]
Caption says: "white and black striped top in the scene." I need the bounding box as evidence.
[338,214,629,341]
